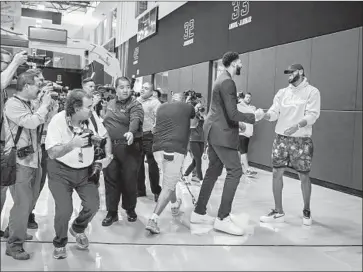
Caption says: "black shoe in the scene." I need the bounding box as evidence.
[102,213,119,227]
[137,191,147,197]
[0,230,4,238]
[27,213,38,229]
[126,209,137,222]
[154,194,159,202]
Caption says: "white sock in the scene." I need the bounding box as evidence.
[151,213,159,221]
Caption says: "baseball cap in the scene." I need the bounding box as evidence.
[284,64,304,74]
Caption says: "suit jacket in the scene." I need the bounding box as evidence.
[204,70,255,149]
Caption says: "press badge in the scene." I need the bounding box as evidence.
[78,151,83,163]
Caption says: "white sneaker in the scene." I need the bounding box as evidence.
[303,209,312,226]
[190,211,215,225]
[214,216,244,236]
[260,209,285,223]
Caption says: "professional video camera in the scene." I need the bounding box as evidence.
[184,90,205,112]
[184,89,202,100]
[97,85,115,93]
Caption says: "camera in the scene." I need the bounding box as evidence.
[17,145,35,159]
[48,83,69,100]
[196,105,205,113]
[184,90,202,100]
[132,90,140,98]
[98,85,116,93]
[81,128,107,151]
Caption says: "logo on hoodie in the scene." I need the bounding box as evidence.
[281,95,307,109]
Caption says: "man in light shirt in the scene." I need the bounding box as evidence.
[237,92,258,178]
[260,64,321,226]
[45,89,112,259]
[137,82,162,202]
[3,71,53,260]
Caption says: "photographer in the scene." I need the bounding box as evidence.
[182,92,206,184]
[45,89,112,260]
[26,69,60,230]
[3,71,53,260]
[1,49,27,238]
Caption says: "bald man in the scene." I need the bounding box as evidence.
[145,93,195,234]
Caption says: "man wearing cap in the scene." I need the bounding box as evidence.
[260,64,321,226]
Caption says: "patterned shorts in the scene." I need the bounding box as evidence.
[271,134,314,173]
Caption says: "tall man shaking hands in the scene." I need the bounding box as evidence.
[190,52,264,235]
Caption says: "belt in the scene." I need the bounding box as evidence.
[112,139,127,145]
[54,159,91,170]
[112,138,142,145]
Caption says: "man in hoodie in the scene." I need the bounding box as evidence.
[260,64,321,226]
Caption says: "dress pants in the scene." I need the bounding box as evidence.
[103,140,143,213]
[137,132,161,195]
[194,143,242,219]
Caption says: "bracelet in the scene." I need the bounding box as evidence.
[297,123,302,129]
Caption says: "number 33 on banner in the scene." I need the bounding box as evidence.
[232,1,250,21]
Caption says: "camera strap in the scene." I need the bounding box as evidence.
[89,112,98,134]
[3,114,23,149]
[13,96,35,147]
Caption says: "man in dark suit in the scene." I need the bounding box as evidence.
[190,52,264,235]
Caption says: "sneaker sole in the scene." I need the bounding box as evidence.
[145,226,160,234]
[69,228,89,249]
[213,226,244,236]
[190,218,215,225]
[260,217,285,223]
[303,218,312,226]
[54,254,67,260]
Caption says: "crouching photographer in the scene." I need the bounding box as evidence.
[2,71,53,260]
[45,89,112,260]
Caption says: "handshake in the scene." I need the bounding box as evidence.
[254,108,266,122]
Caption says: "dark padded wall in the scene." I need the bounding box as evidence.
[356,28,362,111]
[310,28,360,110]
[247,27,362,192]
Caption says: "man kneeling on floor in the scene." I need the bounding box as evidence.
[146,93,195,234]
[45,89,112,259]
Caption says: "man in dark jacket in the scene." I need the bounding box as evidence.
[190,52,264,236]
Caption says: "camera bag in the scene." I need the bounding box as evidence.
[0,114,23,186]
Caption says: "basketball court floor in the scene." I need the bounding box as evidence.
[1,157,362,271]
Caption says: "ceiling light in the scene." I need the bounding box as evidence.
[36,19,42,24]
[35,24,41,28]
[37,4,45,10]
